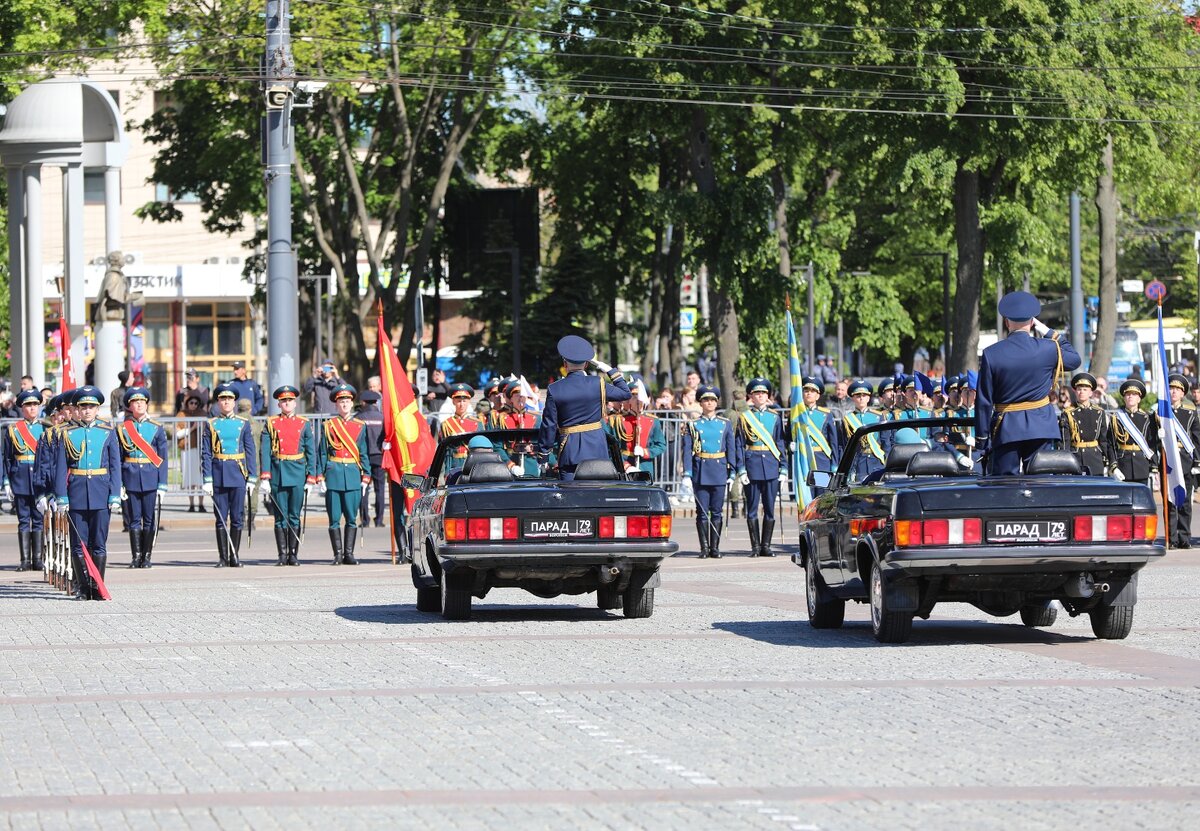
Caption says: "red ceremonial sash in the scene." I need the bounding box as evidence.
[14,421,38,454]
[327,418,363,466]
[123,421,164,466]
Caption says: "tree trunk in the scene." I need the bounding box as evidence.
[950,162,984,373]
[1090,134,1118,380]
[709,279,740,404]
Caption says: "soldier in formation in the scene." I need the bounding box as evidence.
[681,385,737,558]
[259,385,317,566]
[117,387,168,568]
[318,383,371,566]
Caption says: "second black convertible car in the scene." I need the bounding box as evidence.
[796,418,1164,644]
[402,429,678,620]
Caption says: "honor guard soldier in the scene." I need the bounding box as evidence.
[606,378,666,475]
[3,389,47,570]
[1105,378,1159,486]
[975,291,1081,474]
[439,383,481,471]
[945,375,963,413]
[792,376,840,487]
[495,380,542,477]
[736,378,787,557]
[117,388,168,568]
[259,385,317,566]
[1059,372,1111,476]
[874,378,897,417]
[318,383,371,565]
[482,377,507,428]
[841,380,888,481]
[1164,374,1200,548]
[54,387,120,599]
[681,385,738,558]
[895,375,933,434]
[538,335,632,480]
[201,383,257,567]
[357,390,387,528]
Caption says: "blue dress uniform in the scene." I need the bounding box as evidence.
[841,380,888,481]
[116,388,168,569]
[736,379,788,557]
[894,375,933,436]
[3,390,48,570]
[975,291,1082,475]
[54,387,121,600]
[201,384,257,567]
[792,376,840,491]
[357,390,387,528]
[260,385,317,566]
[537,335,632,479]
[318,384,372,565]
[681,385,738,558]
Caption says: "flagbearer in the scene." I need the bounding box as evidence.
[1164,374,1200,548]
[54,387,121,599]
[1059,372,1110,476]
[260,385,317,566]
[4,390,48,571]
[439,383,481,471]
[682,385,737,558]
[793,376,839,491]
[117,388,168,568]
[201,383,257,568]
[318,383,371,565]
[1105,379,1158,486]
[606,379,666,476]
[841,380,887,481]
[736,378,787,557]
[495,380,542,477]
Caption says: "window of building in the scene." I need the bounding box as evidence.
[185,301,253,370]
[83,170,110,205]
[154,182,200,204]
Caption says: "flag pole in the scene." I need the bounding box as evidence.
[1158,295,1171,552]
[378,298,399,565]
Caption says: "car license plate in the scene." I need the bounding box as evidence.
[987,520,1068,543]
[523,518,594,539]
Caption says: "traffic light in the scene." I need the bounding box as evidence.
[680,273,697,306]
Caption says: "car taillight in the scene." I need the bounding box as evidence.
[1076,514,1144,542]
[651,515,672,538]
[895,518,982,547]
[921,519,949,546]
[627,516,649,538]
[894,519,918,547]
[598,515,671,539]
[503,517,519,540]
[449,517,520,541]
[1135,514,1156,540]
[444,518,466,541]
[468,518,491,540]
[599,516,615,538]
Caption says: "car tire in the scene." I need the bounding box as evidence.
[1090,605,1134,640]
[441,575,472,621]
[412,564,441,613]
[805,550,845,629]
[869,561,912,644]
[1019,601,1057,628]
[596,585,621,611]
[622,587,654,619]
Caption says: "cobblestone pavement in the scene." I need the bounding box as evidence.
[1,516,1198,830]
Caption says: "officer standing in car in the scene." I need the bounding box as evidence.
[1105,378,1158,486]
[681,385,737,558]
[1059,372,1110,477]
[736,378,787,557]
[975,291,1081,475]
[537,336,632,480]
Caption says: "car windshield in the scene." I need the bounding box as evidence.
[428,429,623,487]
[838,417,980,486]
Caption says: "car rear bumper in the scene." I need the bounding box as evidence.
[883,543,1164,573]
[439,541,678,569]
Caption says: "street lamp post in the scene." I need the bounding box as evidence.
[915,251,952,371]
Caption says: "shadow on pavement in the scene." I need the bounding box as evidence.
[335,603,620,625]
[713,617,1095,647]
[0,581,73,601]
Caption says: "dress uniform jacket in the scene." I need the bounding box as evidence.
[494,409,542,476]
[440,415,482,469]
[55,421,121,509]
[116,417,169,492]
[975,330,1082,447]
[538,370,632,469]
[792,405,839,474]
[318,417,371,489]
[736,407,787,480]
[605,412,667,474]
[3,417,46,497]
[260,414,317,487]
[1106,408,1159,484]
[201,415,257,487]
[840,409,888,479]
[681,416,737,485]
[33,420,60,494]
[1059,403,1110,476]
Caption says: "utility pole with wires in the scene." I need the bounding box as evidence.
[264,0,299,414]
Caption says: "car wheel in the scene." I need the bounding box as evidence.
[869,561,912,644]
[596,584,621,611]
[805,550,845,629]
[1090,605,1134,640]
[622,587,655,619]
[1019,601,1058,628]
[441,573,472,621]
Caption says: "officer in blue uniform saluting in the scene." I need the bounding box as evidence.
[54,387,121,599]
[537,335,632,480]
[4,389,48,571]
[201,383,257,567]
[117,387,168,568]
[976,290,1081,475]
[681,385,738,558]
[736,378,787,557]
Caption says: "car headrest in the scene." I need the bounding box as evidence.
[574,458,620,481]
[460,450,501,478]
[884,442,926,473]
[462,461,514,484]
[906,451,961,477]
[1026,449,1083,475]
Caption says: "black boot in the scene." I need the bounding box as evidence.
[140,528,154,568]
[342,526,359,565]
[711,518,723,559]
[229,528,242,568]
[72,553,90,599]
[17,530,30,571]
[730,501,740,518]
[695,519,709,558]
[128,530,142,569]
[329,527,343,565]
[287,527,299,566]
[274,527,287,566]
[30,530,44,571]
[761,519,776,557]
[747,520,760,557]
[215,529,228,568]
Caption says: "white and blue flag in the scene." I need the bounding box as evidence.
[1154,305,1190,508]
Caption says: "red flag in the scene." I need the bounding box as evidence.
[378,307,436,483]
[59,319,76,391]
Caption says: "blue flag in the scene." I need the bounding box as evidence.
[786,310,813,507]
[1154,305,1189,509]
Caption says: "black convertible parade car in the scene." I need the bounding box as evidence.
[402,429,678,620]
[796,417,1165,643]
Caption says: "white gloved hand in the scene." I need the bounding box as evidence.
[624,464,637,474]
[1191,467,1200,476]
[591,358,613,373]
[259,480,271,497]
[381,441,392,451]
[120,487,128,502]
[633,446,645,457]
[739,472,751,486]
[1157,429,1166,441]
[1111,467,1126,482]
[202,482,214,496]
[964,435,976,448]
[4,485,13,502]
[1031,317,1051,337]
[245,481,255,493]
[510,467,525,478]
[36,495,49,513]
[318,481,328,496]
[304,481,314,495]
[957,454,974,471]
[778,471,788,482]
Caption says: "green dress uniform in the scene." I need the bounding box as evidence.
[318,384,372,565]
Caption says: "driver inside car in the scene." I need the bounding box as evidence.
[445,435,500,487]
